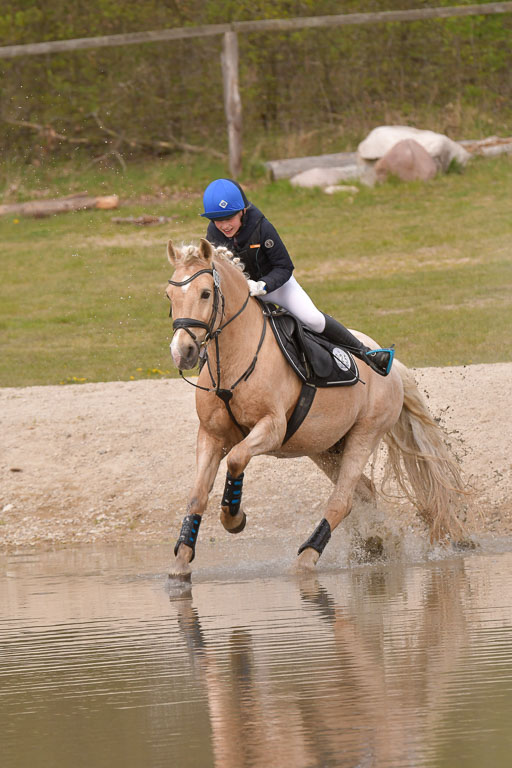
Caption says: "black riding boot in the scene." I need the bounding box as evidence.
[321,313,394,377]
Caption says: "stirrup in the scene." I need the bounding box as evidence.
[364,347,395,376]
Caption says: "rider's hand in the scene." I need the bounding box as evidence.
[248,279,267,296]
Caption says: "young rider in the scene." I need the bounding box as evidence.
[201,178,394,376]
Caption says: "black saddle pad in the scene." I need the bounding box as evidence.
[262,303,360,387]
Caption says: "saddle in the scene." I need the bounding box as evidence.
[262,303,360,388]
[260,303,361,445]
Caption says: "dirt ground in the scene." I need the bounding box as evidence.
[1,363,511,551]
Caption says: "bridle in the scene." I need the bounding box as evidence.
[168,262,267,436]
[168,268,223,347]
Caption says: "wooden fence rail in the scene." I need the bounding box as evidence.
[2,3,512,175]
[1,4,511,59]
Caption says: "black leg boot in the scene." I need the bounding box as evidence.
[321,313,394,377]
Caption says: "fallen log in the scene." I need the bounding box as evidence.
[0,194,119,218]
[460,136,512,157]
[265,151,357,180]
[111,215,173,225]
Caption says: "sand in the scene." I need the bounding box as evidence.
[1,363,511,551]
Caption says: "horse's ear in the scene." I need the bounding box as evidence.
[199,238,214,263]
[167,239,178,266]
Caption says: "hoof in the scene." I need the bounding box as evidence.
[227,511,247,534]
[166,573,192,597]
[168,554,192,581]
[296,548,320,572]
[220,506,247,534]
[168,570,192,582]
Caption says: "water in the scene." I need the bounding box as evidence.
[2,542,512,768]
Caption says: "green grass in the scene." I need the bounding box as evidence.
[1,153,511,386]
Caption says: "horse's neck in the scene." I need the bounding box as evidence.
[221,289,261,347]
[214,271,263,366]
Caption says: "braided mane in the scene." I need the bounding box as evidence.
[176,243,245,273]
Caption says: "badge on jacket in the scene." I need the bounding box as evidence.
[264,239,274,248]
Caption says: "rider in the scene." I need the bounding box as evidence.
[201,178,394,376]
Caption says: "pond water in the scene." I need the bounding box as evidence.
[2,539,512,768]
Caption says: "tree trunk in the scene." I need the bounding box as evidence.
[221,31,242,178]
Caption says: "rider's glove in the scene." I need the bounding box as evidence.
[248,279,267,296]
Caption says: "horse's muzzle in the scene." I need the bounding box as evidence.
[170,334,200,370]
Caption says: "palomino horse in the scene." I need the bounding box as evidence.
[166,239,466,579]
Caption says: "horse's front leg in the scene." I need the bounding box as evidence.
[170,426,224,581]
[217,410,285,535]
[226,414,286,478]
[218,414,284,534]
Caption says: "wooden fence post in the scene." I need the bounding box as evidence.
[221,30,242,178]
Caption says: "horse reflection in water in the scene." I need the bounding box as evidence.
[171,565,470,768]
[166,239,468,579]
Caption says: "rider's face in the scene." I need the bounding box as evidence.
[214,211,243,238]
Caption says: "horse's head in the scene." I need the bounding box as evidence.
[166,238,221,370]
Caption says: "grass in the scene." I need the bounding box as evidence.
[1,153,511,386]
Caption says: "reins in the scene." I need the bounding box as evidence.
[168,262,267,436]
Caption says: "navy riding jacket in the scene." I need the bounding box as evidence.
[206,204,294,294]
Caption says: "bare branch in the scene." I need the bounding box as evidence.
[5,118,90,144]
[4,114,227,161]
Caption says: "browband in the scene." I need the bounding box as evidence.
[168,268,214,287]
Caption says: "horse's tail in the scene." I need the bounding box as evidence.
[383,360,469,541]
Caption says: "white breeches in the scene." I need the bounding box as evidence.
[260,276,326,333]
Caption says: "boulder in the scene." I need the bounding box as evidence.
[357,125,470,184]
[374,139,437,183]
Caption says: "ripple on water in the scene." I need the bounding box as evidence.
[1,541,512,768]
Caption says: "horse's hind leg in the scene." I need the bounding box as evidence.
[170,427,224,580]
[298,429,381,571]
[310,452,375,501]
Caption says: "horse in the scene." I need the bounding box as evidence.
[165,238,467,580]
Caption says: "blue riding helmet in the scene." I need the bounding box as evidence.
[201,178,246,219]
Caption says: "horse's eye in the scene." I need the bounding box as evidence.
[201,290,211,300]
